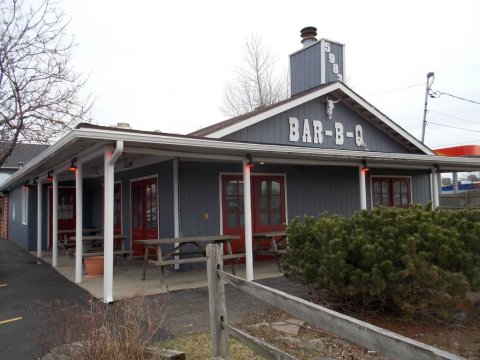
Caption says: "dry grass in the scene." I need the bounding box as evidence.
[38,294,166,360]
[156,332,263,360]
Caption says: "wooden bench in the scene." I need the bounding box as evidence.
[253,231,287,272]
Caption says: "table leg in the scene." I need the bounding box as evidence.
[271,237,282,272]
[142,246,150,281]
[225,240,236,275]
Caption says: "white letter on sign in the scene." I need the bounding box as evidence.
[355,124,364,146]
[289,117,299,142]
[312,120,323,144]
[335,122,344,145]
[302,119,312,143]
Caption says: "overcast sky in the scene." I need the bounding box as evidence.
[61,0,480,150]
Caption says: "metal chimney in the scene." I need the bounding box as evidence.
[300,26,317,47]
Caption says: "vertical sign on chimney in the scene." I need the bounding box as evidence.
[320,39,345,84]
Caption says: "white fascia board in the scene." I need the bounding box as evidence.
[74,128,480,170]
[206,83,341,139]
[0,131,77,189]
[70,128,480,170]
[339,85,434,155]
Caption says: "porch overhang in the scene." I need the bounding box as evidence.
[1,125,480,190]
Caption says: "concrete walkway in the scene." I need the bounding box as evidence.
[38,251,283,301]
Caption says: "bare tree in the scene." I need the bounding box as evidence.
[0,0,93,168]
[221,35,287,117]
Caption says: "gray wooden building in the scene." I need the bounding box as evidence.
[2,27,480,302]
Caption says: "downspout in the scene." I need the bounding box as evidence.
[103,140,124,303]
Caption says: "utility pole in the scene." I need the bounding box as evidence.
[421,72,435,143]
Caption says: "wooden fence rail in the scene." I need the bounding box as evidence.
[206,244,465,360]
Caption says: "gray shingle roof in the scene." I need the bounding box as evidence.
[1,143,49,169]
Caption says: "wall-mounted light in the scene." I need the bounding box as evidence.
[68,158,77,172]
[23,181,30,189]
[435,164,440,173]
[246,153,254,168]
[362,160,369,172]
[33,177,38,185]
[47,170,54,181]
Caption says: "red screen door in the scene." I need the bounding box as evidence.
[49,187,76,248]
[131,178,158,256]
[221,175,286,255]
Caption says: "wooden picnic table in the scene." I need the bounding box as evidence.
[253,231,287,272]
[137,235,243,290]
[58,228,101,257]
[69,234,129,259]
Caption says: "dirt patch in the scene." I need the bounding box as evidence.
[158,296,480,359]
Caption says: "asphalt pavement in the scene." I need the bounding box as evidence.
[0,238,91,360]
[0,237,313,359]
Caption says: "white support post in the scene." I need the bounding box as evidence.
[243,159,254,281]
[173,159,180,270]
[75,164,83,284]
[52,174,58,267]
[104,149,114,303]
[103,141,123,303]
[359,166,367,210]
[453,172,459,194]
[432,169,440,209]
[37,179,42,258]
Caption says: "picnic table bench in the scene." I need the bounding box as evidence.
[137,235,243,290]
[253,231,287,272]
[69,234,129,265]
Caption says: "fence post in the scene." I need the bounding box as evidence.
[207,244,229,359]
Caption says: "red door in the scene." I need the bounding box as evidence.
[222,176,245,253]
[222,175,286,255]
[131,178,158,256]
[49,187,76,248]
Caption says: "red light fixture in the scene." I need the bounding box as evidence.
[246,154,254,168]
[68,158,77,172]
[362,160,369,172]
[46,170,54,181]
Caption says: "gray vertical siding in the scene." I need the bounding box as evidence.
[8,186,29,249]
[290,42,322,96]
[287,165,360,218]
[223,97,412,154]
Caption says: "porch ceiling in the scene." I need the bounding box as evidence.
[2,126,480,191]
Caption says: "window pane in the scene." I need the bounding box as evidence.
[227,196,238,212]
[382,182,389,193]
[271,181,280,195]
[373,182,381,193]
[260,212,269,225]
[260,195,268,210]
[226,182,237,196]
[271,196,280,210]
[260,181,268,195]
[393,181,400,192]
[227,213,238,228]
[271,211,281,225]
[373,194,381,206]
[382,194,390,205]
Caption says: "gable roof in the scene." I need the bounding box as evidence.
[1,143,49,169]
[190,82,434,155]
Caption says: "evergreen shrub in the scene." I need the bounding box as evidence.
[284,205,480,318]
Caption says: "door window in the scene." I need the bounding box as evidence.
[372,177,411,208]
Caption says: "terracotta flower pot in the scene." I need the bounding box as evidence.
[84,256,104,278]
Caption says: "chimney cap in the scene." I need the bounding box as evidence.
[300,26,317,47]
[300,26,317,39]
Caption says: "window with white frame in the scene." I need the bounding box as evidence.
[22,186,28,225]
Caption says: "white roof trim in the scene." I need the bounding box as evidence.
[205,82,433,156]
[206,83,342,139]
[2,126,480,191]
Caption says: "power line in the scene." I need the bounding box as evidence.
[430,90,480,105]
[428,121,480,133]
[366,82,424,97]
[429,110,479,125]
